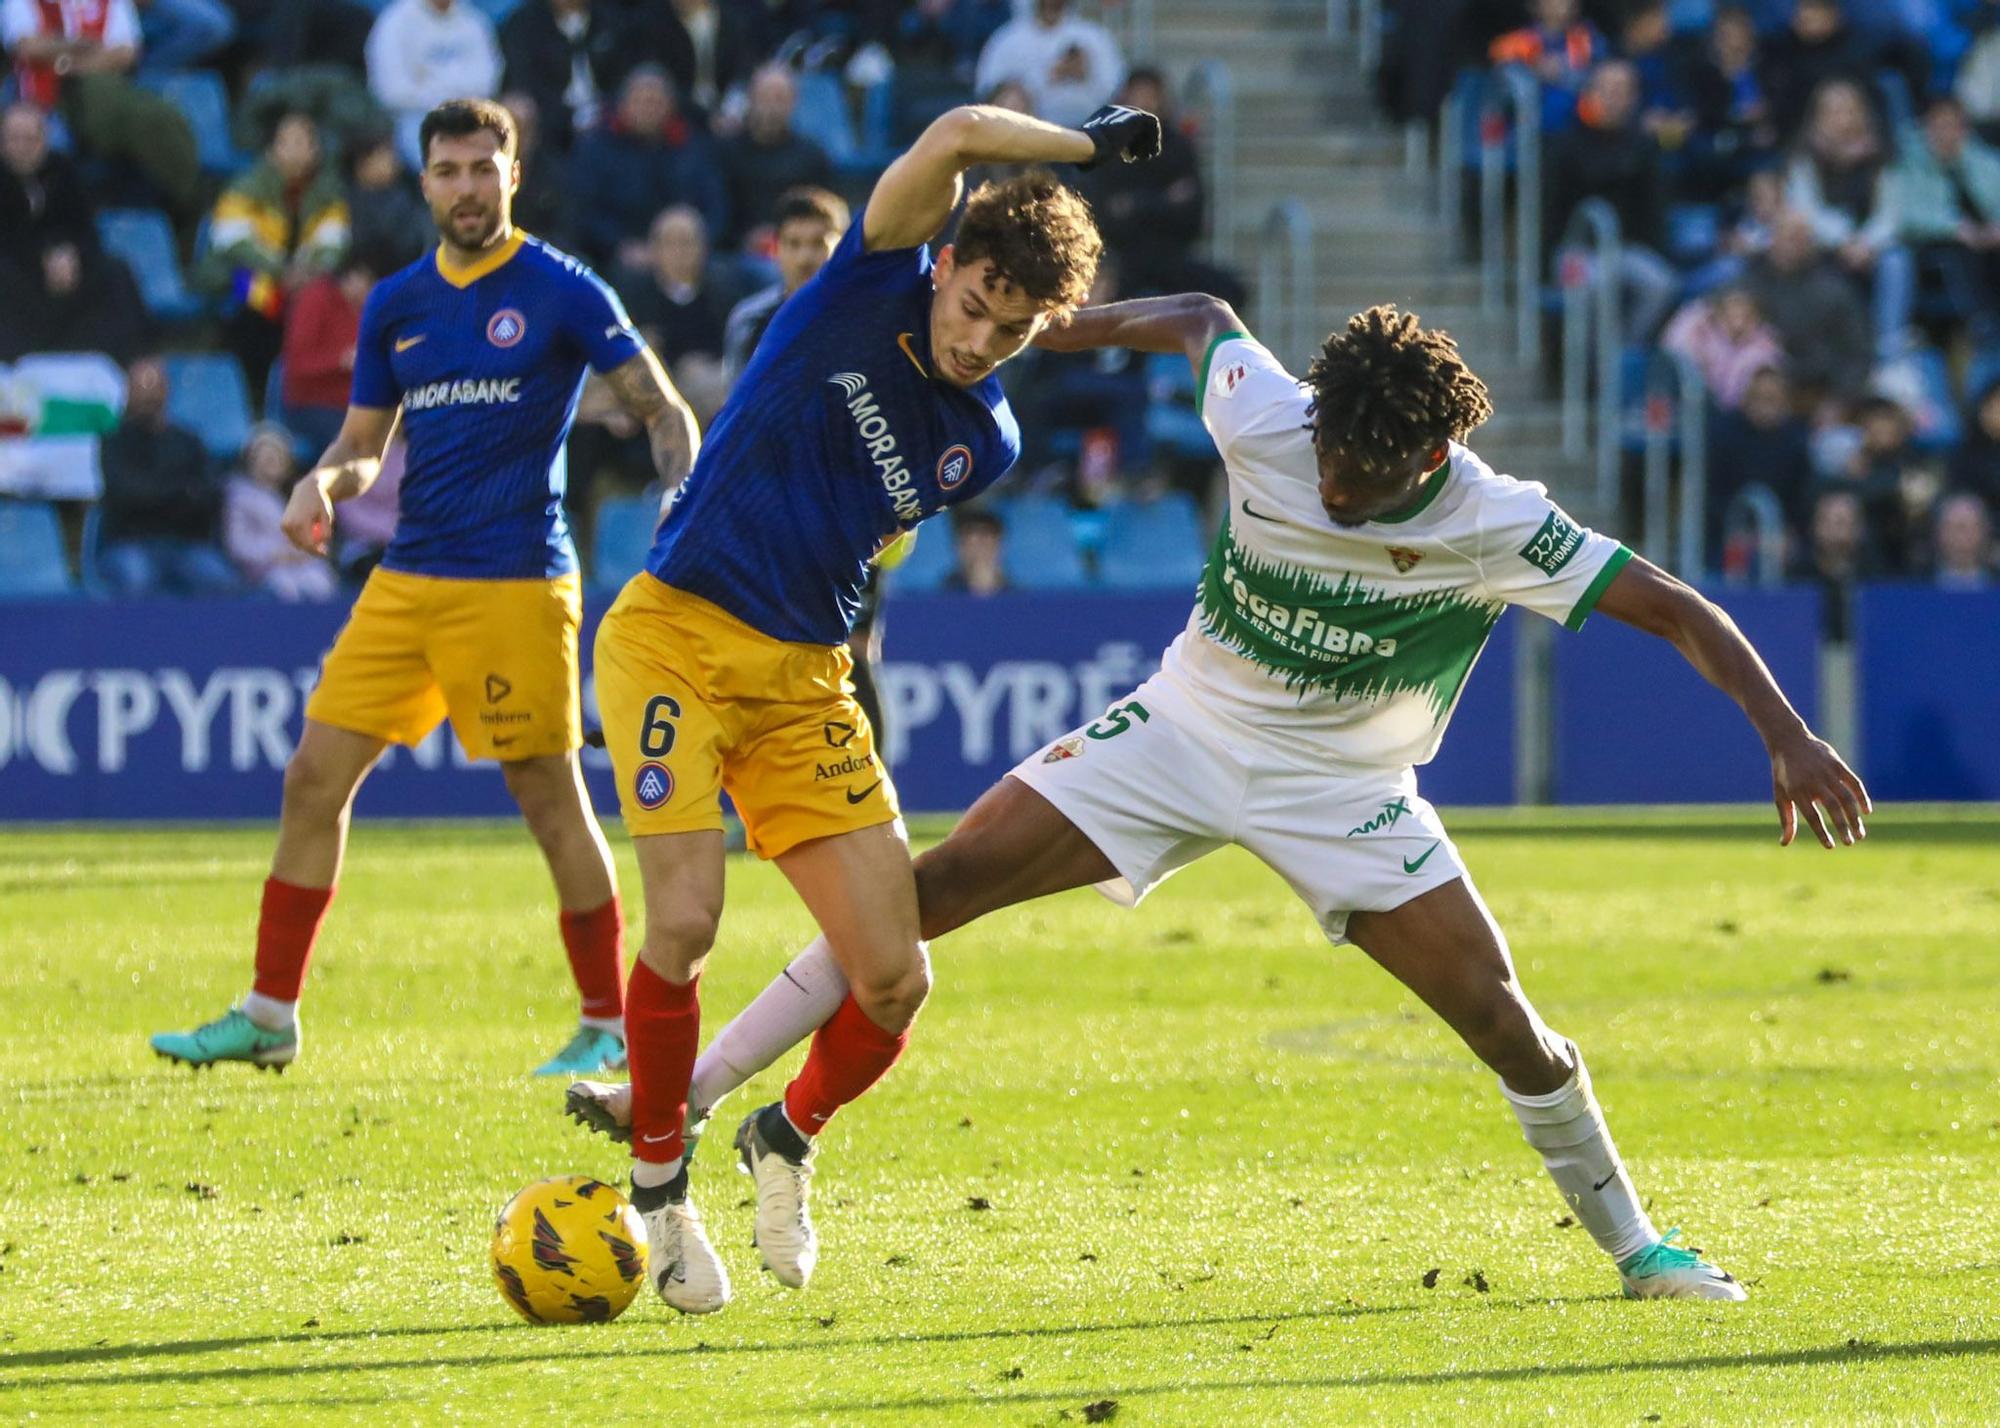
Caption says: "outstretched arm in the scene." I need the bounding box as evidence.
[863,102,1159,252]
[600,348,701,519]
[1034,291,1247,373]
[1594,556,1871,848]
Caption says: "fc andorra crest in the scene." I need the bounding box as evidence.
[486,308,528,348]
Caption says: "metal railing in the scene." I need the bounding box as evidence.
[1256,199,1315,369]
[1438,76,1469,252]
[1640,349,1708,577]
[1724,484,1789,587]
[1183,60,1236,266]
[1478,65,1541,368]
[1557,199,1623,518]
[1327,0,1384,74]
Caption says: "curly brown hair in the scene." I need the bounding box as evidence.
[1305,305,1493,474]
[953,169,1101,313]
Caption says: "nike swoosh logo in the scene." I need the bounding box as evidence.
[640,1131,674,1144]
[1592,1169,1619,1192]
[1402,842,1440,874]
[1240,498,1284,523]
[896,331,928,376]
[845,780,882,805]
[395,334,426,352]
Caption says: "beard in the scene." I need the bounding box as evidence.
[438,202,502,250]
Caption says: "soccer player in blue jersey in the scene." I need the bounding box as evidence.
[580,100,1161,1313]
[151,99,701,1079]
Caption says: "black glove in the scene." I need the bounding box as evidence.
[1077,103,1162,170]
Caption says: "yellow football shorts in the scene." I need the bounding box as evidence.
[593,573,900,858]
[306,567,583,760]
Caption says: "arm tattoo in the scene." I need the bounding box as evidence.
[604,350,697,488]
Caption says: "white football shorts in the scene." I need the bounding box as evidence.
[1006,671,1472,945]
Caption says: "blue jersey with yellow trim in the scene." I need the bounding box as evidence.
[351,232,644,580]
[646,218,1021,644]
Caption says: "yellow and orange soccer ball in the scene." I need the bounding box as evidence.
[490,1175,647,1324]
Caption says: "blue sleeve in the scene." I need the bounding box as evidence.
[819,212,929,295]
[349,285,399,409]
[565,262,647,373]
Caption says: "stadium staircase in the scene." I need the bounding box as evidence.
[1146,0,1597,516]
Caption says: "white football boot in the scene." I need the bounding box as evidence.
[1617,1229,1748,1301]
[735,1106,818,1289]
[633,1176,731,1314]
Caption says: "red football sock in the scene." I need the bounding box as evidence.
[559,897,626,1021]
[783,994,909,1136]
[626,961,700,1165]
[252,877,335,1003]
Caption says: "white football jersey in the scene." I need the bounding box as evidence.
[1158,332,1633,770]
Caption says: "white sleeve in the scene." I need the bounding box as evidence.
[3,0,42,48]
[366,8,425,111]
[103,0,140,49]
[973,24,1025,97]
[1470,472,1634,629]
[1196,332,1309,466]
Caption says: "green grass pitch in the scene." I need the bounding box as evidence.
[3,807,1998,1423]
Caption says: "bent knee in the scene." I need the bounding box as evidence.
[850,948,931,1032]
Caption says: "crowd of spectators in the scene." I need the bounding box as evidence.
[1395,0,2000,592]
[2,0,1240,599]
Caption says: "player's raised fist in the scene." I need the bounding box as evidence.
[1077,104,1162,169]
[282,476,336,556]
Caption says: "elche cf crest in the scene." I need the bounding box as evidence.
[1385,546,1425,574]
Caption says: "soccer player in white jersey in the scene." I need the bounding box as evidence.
[570,300,1870,1300]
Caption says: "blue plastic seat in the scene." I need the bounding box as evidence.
[996,495,1088,590]
[0,500,76,596]
[884,517,956,593]
[162,353,253,462]
[97,208,204,321]
[794,71,860,172]
[1097,493,1207,590]
[137,71,244,174]
[590,495,657,589]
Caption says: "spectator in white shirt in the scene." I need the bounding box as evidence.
[974,0,1124,131]
[365,0,503,166]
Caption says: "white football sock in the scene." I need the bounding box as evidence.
[578,1014,624,1037]
[240,991,297,1032]
[631,1155,682,1190]
[686,935,849,1120]
[1502,1045,1660,1264]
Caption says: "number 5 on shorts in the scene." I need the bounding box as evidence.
[1086,699,1150,741]
[640,694,681,757]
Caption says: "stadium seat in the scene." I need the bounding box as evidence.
[883,518,956,593]
[137,71,245,174]
[996,495,1088,590]
[97,208,205,321]
[794,71,860,172]
[1096,493,1208,591]
[162,353,253,462]
[0,500,76,595]
[1664,204,1721,267]
[590,495,657,589]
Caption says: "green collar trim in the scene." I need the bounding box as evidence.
[1371,453,1454,525]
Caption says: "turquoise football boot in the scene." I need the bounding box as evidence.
[533,1024,627,1077]
[150,1008,297,1071]
[1618,1229,1747,1301]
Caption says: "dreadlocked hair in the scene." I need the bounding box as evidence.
[1304,305,1493,473]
